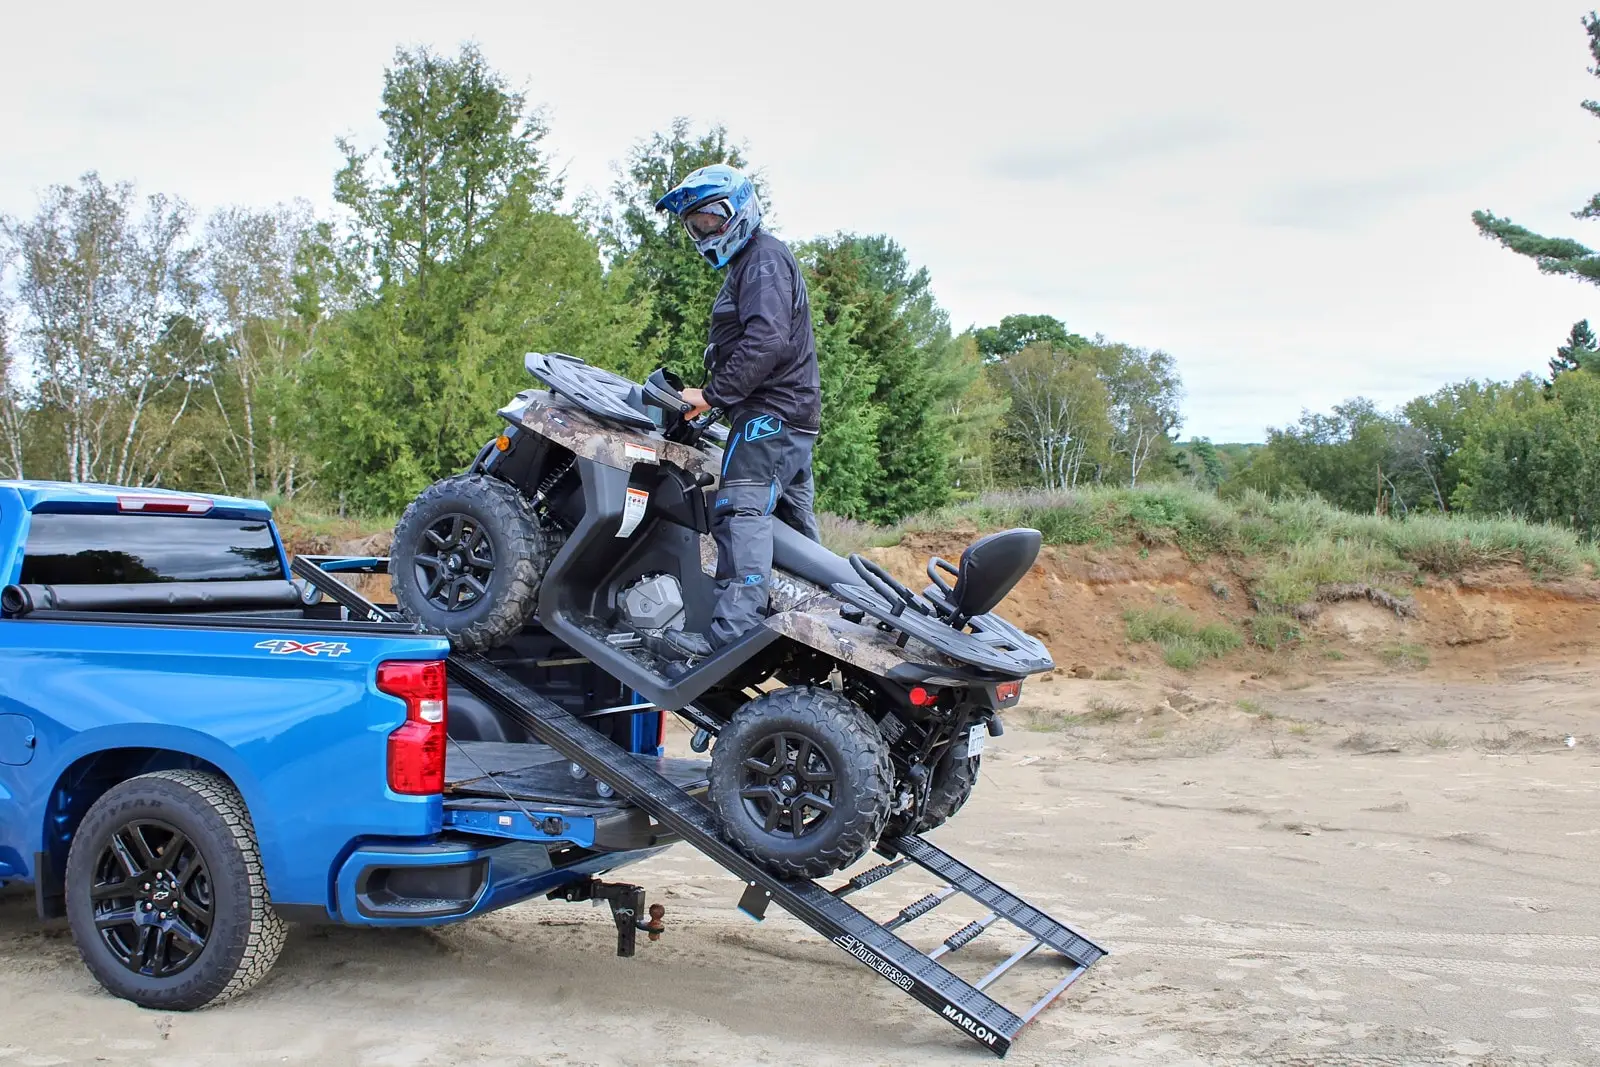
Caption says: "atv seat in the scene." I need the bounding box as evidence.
[771,520,858,591]
[925,527,1042,626]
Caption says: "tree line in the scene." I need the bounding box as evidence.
[0,45,1184,522]
[1214,334,1600,537]
[1206,13,1600,539]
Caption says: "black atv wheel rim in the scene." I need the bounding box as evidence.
[91,818,214,979]
[738,732,837,839]
[414,513,495,612]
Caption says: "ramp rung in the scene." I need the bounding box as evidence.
[930,912,998,959]
[833,858,910,897]
[892,834,1106,969]
[976,938,1041,991]
[884,887,957,931]
[1021,965,1089,1024]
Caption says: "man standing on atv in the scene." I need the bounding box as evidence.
[654,164,823,661]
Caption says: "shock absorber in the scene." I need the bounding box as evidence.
[529,455,576,511]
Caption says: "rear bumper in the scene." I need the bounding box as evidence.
[326,835,667,927]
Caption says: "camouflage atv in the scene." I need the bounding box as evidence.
[391,353,1053,878]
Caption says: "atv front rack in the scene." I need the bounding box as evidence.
[293,556,1105,1057]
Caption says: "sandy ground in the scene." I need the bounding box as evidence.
[2,663,1598,1067]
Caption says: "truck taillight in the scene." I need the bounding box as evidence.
[378,660,448,795]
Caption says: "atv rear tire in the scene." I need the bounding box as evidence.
[914,743,980,834]
[709,687,893,880]
[391,474,557,652]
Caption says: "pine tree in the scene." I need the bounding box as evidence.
[1474,15,1600,285]
[307,45,645,512]
[804,235,972,522]
[1552,319,1598,380]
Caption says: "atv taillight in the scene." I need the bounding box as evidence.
[994,681,1022,704]
[909,686,940,707]
[379,660,448,795]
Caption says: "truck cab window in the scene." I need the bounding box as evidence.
[20,513,284,584]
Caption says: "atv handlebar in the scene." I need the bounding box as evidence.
[645,367,728,447]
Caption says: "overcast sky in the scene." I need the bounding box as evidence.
[4,0,1599,441]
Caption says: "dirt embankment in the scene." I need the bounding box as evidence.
[285,516,1600,681]
[866,530,1600,684]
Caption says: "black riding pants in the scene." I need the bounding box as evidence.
[710,409,822,647]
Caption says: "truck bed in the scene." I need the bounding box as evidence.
[445,740,709,810]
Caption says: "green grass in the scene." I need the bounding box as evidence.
[873,485,1598,608]
[1082,697,1140,723]
[1252,538,1413,610]
[1379,642,1431,670]
[1236,698,1274,720]
[816,513,904,556]
[270,480,1599,614]
[1249,613,1302,651]
[270,499,396,549]
[1124,607,1242,669]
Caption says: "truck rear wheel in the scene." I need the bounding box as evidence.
[391,474,557,651]
[709,687,893,880]
[64,770,287,1011]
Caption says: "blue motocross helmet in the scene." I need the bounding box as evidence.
[655,164,763,269]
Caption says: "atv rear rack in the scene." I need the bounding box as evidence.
[293,556,1105,1057]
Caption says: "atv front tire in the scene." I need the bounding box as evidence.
[391,474,556,651]
[709,687,893,880]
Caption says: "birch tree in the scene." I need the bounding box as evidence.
[1097,343,1182,487]
[999,344,1111,490]
[4,174,201,485]
[0,285,24,479]
[203,202,319,497]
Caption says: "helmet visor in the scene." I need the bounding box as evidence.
[682,198,734,240]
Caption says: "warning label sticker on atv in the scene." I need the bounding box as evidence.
[623,442,658,463]
[617,487,649,538]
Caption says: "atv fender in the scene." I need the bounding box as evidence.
[505,392,724,482]
[764,606,957,677]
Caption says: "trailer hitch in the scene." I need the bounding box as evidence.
[548,878,665,957]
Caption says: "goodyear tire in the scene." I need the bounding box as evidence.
[391,474,557,651]
[64,771,287,1011]
[709,687,893,880]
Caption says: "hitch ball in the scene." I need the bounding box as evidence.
[643,903,666,942]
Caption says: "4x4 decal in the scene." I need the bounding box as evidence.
[254,639,353,658]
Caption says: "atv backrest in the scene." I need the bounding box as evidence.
[949,528,1041,620]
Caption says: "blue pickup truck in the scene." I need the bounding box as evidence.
[0,480,690,1011]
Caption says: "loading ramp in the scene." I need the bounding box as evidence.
[295,556,1106,1056]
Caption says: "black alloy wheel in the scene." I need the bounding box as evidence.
[90,818,214,979]
[414,513,496,612]
[738,731,838,839]
[709,687,893,879]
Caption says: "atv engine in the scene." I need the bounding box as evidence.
[617,573,686,633]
